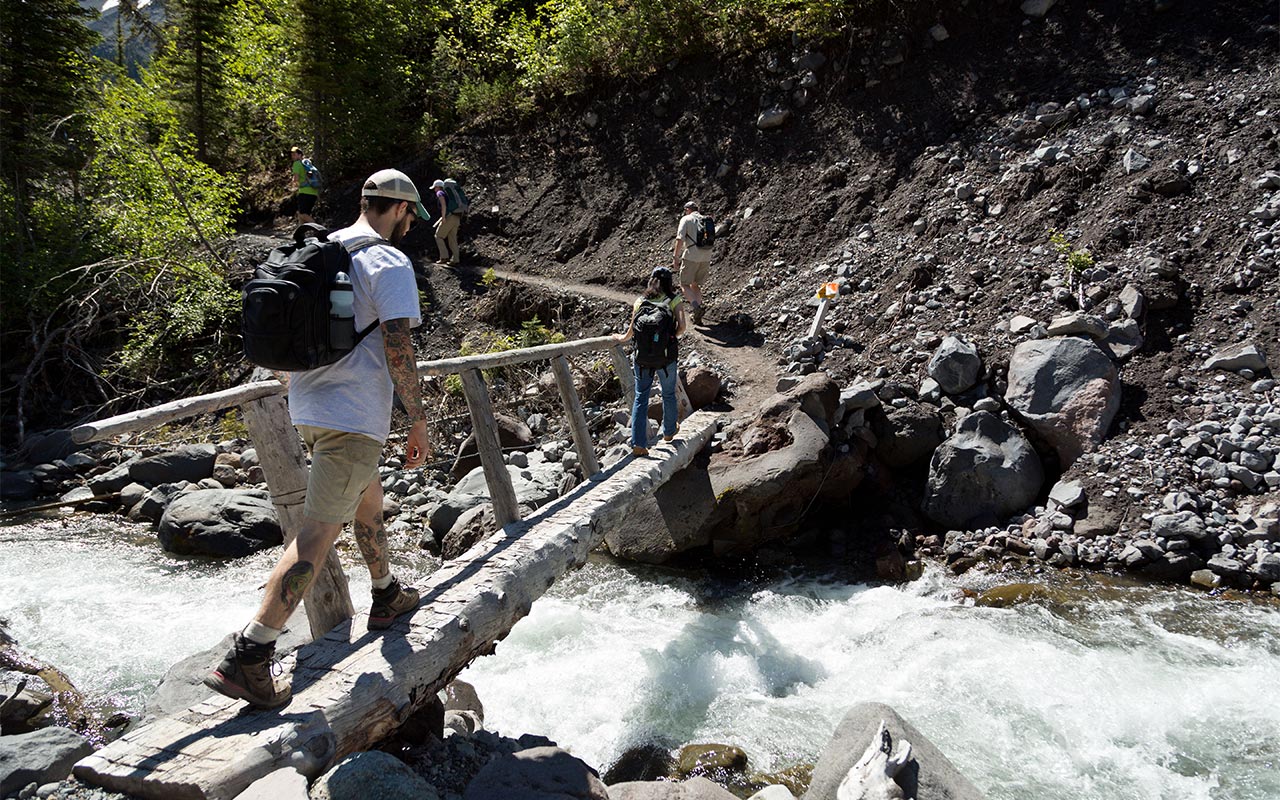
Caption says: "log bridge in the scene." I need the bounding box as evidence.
[68,336,716,800]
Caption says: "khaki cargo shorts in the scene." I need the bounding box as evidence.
[298,425,383,523]
[679,254,710,286]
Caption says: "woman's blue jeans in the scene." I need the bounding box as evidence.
[632,361,678,448]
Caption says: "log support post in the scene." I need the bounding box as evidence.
[551,355,601,477]
[241,395,354,640]
[609,345,635,410]
[459,368,520,528]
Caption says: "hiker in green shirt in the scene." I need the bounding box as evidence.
[290,146,319,224]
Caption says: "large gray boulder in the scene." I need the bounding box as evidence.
[0,727,93,796]
[927,336,982,394]
[450,413,533,479]
[609,777,738,799]
[923,411,1044,529]
[870,402,945,468]
[1005,337,1120,467]
[804,703,983,800]
[1203,342,1267,373]
[605,467,718,563]
[705,374,866,555]
[157,489,281,557]
[129,444,217,486]
[311,751,438,800]
[464,746,608,800]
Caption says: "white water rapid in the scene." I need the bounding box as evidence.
[2,518,1278,799]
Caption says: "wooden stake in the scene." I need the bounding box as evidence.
[551,355,601,477]
[459,369,520,528]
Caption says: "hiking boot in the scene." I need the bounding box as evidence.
[203,634,291,709]
[691,305,705,325]
[632,445,649,457]
[662,424,680,443]
[369,579,420,630]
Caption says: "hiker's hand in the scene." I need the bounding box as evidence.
[405,420,432,469]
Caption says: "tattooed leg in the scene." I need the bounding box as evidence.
[353,519,389,576]
[354,480,390,581]
[254,518,343,630]
[278,561,314,614]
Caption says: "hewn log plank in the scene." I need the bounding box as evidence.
[71,381,285,444]
[74,412,720,800]
[458,368,520,527]
[551,355,601,477]
[417,336,615,375]
[241,396,354,639]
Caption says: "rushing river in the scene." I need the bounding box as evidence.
[2,516,1278,800]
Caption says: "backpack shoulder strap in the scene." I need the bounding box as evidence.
[336,236,387,344]
[341,235,386,253]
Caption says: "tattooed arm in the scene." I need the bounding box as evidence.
[382,318,432,468]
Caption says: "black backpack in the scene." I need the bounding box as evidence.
[694,214,716,248]
[633,299,677,368]
[242,224,382,371]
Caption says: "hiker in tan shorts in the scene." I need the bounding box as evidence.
[673,200,713,324]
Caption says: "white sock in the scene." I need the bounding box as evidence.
[241,621,281,646]
[371,574,395,591]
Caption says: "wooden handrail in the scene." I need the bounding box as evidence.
[71,380,286,444]
[417,336,617,375]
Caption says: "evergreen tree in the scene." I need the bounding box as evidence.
[158,0,236,165]
[0,0,99,246]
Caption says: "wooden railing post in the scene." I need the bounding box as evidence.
[241,395,354,639]
[551,355,601,477]
[459,368,520,528]
[609,345,635,409]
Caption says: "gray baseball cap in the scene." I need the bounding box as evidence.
[362,169,431,220]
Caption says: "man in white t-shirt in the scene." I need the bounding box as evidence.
[205,169,434,709]
[673,200,713,324]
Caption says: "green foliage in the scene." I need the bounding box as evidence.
[1049,230,1095,284]
[480,267,499,287]
[517,317,566,348]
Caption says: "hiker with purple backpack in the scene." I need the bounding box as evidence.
[613,266,688,456]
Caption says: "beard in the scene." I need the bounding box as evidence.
[388,214,410,246]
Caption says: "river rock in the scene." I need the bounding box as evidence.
[1005,337,1120,467]
[157,489,282,557]
[1149,511,1208,542]
[603,744,677,784]
[450,413,533,480]
[605,467,718,563]
[1101,319,1144,360]
[128,444,217,486]
[870,402,944,468]
[1203,342,1267,373]
[128,482,188,524]
[1045,313,1108,339]
[609,777,739,800]
[684,367,723,410]
[804,702,982,800]
[926,336,982,394]
[0,470,37,500]
[701,374,868,554]
[312,751,438,800]
[0,727,93,797]
[923,411,1044,529]
[86,457,141,494]
[464,746,607,800]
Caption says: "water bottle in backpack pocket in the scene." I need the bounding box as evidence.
[328,272,355,350]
